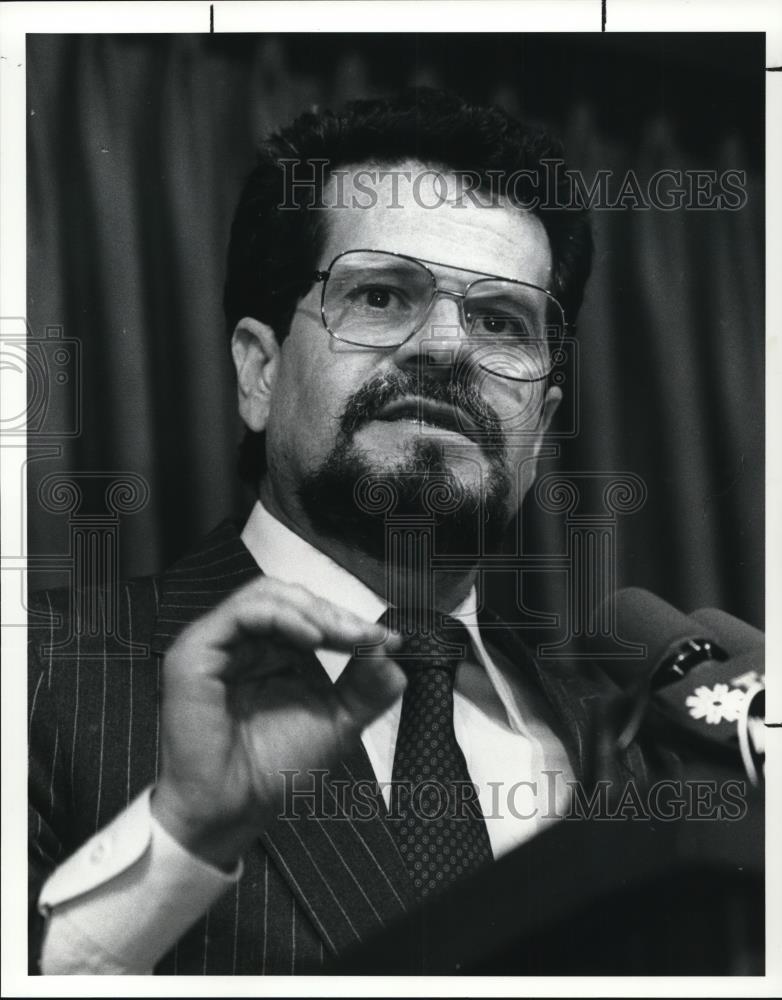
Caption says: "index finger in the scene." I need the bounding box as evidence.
[230,577,397,653]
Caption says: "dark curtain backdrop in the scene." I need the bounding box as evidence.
[27,34,764,630]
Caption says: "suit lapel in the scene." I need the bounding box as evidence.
[150,520,263,654]
[478,607,600,779]
[478,607,649,787]
[259,736,416,955]
[150,521,416,956]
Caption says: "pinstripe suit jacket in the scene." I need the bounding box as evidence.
[28,519,647,975]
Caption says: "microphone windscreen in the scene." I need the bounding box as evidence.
[689,607,764,655]
[609,588,703,686]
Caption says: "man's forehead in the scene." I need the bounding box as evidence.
[317,160,553,287]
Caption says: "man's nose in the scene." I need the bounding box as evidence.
[391,294,466,373]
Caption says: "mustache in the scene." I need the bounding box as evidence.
[339,370,506,456]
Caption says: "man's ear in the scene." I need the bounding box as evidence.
[534,385,562,455]
[231,317,280,432]
[520,385,563,499]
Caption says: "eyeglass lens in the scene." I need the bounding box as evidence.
[322,251,563,381]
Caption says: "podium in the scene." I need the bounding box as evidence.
[332,802,763,975]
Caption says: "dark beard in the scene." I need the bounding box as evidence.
[297,370,511,563]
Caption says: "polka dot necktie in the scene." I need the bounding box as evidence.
[386,612,494,899]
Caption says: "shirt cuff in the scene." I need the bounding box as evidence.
[39,786,242,974]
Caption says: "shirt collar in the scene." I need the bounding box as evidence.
[241,498,478,646]
[240,500,531,735]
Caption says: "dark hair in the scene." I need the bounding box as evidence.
[224,87,593,486]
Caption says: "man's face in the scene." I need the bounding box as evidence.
[246,161,561,553]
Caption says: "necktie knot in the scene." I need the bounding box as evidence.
[383,609,470,678]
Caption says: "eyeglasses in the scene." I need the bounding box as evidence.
[311,249,566,382]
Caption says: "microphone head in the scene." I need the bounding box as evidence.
[614,587,696,654]
[689,607,764,655]
[604,588,711,689]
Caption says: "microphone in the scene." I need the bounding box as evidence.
[689,606,764,662]
[606,588,730,690]
[600,588,765,782]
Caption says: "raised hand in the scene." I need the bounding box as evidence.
[151,577,404,870]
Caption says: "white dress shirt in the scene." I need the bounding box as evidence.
[38,501,573,974]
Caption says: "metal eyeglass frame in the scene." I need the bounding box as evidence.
[310,248,567,382]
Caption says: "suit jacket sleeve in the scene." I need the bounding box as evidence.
[28,631,69,973]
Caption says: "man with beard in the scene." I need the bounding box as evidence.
[30,89,606,974]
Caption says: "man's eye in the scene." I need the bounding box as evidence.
[348,284,408,312]
[364,287,392,309]
[475,314,526,336]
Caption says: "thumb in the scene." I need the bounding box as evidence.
[333,654,407,733]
